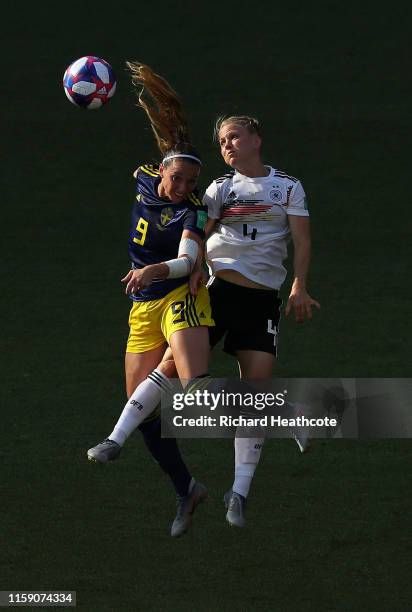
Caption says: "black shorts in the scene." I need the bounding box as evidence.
[207,276,282,357]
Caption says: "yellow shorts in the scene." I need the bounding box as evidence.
[126,283,214,353]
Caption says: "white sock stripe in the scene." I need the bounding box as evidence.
[153,369,173,390]
[148,369,172,392]
[147,372,164,390]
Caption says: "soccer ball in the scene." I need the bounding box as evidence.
[63,56,116,109]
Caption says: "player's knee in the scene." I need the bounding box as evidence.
[157,358,177,379]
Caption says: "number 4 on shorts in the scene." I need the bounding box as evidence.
[267,320,278,346]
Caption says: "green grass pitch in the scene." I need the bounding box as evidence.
[1,2,411,610]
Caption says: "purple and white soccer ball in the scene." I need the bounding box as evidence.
[63,56,116,109]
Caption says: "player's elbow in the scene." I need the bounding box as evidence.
[293,235,311,253]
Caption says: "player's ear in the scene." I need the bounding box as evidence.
[253,134,262,150]
[159,163,164,176]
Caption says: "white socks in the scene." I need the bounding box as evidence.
[232,437,264,498]
[109,369,170,446]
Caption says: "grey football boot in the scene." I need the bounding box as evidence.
[87,438,121,463]
[171,482,208,538]
[289,402,310,453]
[293,431,310,453]
[224,490,247,528]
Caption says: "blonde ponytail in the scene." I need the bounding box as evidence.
[126,61,191,156]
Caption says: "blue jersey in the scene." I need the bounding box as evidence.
[128,163,207,301]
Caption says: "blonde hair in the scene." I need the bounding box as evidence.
[126,61,200,164]
[214,115,261,142]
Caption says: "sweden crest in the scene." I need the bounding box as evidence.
[157,207,174,230]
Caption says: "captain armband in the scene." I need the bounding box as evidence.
[165,237,199,279]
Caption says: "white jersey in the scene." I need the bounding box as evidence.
[203,166,309,290]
